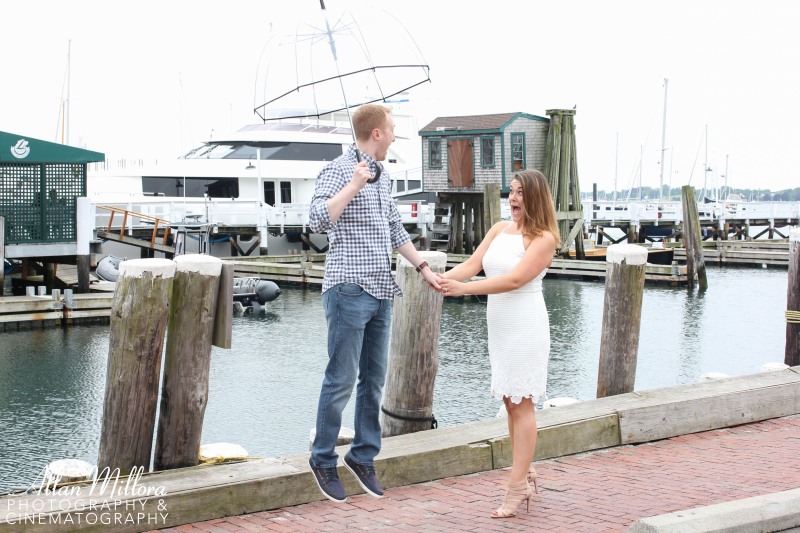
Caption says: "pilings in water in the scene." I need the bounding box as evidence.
[97,254,231,474]
[545,109,584,258]
[787,228,800,366]
[155,255,223,470]
[97,258,176,473]
[382,251,446,437]
[597,244,648,398]
[483,183,501,235]
[681,185,708,291]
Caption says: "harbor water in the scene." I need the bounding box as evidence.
[0,265,790,493]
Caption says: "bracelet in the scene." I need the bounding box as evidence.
[415,260,429,273]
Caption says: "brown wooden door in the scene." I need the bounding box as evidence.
[447,139,473,187]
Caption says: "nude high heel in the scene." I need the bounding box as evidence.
[528,464,539,493]
[491,479,532,518]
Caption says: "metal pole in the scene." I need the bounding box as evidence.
[658,79,668,202]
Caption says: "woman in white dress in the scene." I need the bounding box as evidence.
[437,170,560,518]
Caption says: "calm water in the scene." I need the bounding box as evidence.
[0,266,790,492]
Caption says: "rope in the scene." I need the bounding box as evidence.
[787,310,800,324]
[381,405,437,429]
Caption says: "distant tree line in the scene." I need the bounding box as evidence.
[582,185,800,202]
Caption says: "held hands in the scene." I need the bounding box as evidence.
[435,274,466,297]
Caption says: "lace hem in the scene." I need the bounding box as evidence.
[491,385,545,405]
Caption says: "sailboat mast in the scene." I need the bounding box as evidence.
[66,39,71,145]
[658,78,668,202]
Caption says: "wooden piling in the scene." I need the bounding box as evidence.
[97,258,176,474]
[597,244,648,398]
[76,197,92,293]
[382,252,447,437]
[786,228,800,366]
[155,254,223,470]
[680,186,708,290]
[483,183,501,238]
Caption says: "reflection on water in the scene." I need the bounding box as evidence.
[0,266,789,492]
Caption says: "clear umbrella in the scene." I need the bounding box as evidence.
[253,1,431,181]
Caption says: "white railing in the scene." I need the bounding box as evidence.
[581,199,800,225]
[92,197,432,236]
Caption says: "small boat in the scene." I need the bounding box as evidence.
[232,277,281,306]
[95,255,125,282]
[95,255,281,305]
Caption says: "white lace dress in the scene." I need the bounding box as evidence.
[483,227,550,404]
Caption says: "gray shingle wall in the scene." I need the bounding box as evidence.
[421,116,549,193]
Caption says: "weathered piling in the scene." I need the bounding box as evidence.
[97,258,176,473]
[483,183,501,238]
[76,197,92,293]
[681,185,708,290]
[382,252,446,437]
[155,254,223,470]
[597,244,648,398]
[786,228,800,366]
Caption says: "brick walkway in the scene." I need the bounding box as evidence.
[156,415,800,532]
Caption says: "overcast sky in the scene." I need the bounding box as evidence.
[3,0,799,193]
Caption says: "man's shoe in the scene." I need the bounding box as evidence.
[343,453,384,498]
[309,457,347,503]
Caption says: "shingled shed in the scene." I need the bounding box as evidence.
[418,109,583,257]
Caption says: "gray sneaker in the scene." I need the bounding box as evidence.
[309,457,347,503]
[343,453,384,498]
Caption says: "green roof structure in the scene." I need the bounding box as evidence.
[0,131,104,164]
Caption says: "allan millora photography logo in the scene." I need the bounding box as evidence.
[3,465,169,527]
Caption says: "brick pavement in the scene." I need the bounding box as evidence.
[155,415,800,532]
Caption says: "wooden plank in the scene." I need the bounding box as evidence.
[619,380,800,444]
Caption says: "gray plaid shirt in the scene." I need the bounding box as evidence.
[309,145,410,299]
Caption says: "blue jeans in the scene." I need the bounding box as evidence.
[311,283,392,468]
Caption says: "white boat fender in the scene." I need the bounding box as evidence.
[199,443,249,464]
[542,397,580,409]
[309,427,355,450]
[700,372,731,381]
[761,362,789,372]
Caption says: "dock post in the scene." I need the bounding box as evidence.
[155,254,223,470]
[786,228,800,366]
[597,244,648,398]
[0,215,5,296]
[483,183,501,240]
[680,186,708,290]
[97,258,175,474]
[76,197,92,293]
[382,251,446,437]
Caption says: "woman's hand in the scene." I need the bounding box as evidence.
[438,278,467,297]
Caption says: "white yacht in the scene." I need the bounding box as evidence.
[88,115,427,257]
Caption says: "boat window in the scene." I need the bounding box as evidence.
[142,177,239,198]
[264,182,276,206]
[280,181,292,203]
[263,181,292,204]
[183,142,343,161]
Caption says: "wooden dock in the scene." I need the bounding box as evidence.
[671,239,790,268]
[0,292,113,331]
[12,239,790,326]
[1,367,797,532]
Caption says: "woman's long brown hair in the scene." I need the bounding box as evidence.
[512,170,560,248]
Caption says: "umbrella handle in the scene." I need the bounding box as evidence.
[355,149,382,184]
